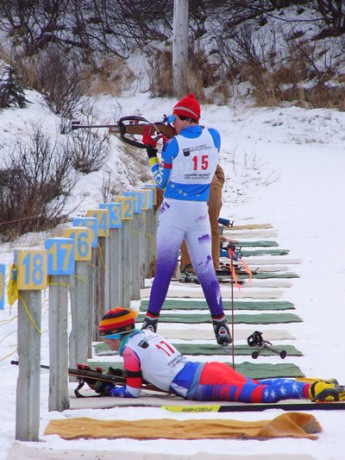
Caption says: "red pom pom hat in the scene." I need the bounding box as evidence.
[173,93,201,121]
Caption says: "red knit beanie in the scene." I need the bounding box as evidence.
[173,93,201,121]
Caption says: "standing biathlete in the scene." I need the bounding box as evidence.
[90,308,345,404]
[142,93,231,347]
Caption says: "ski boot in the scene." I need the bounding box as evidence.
[141,316,158,332]
[309,380,345,402]
[212,317,232,349]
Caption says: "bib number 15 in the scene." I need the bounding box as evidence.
[193,155,208,171]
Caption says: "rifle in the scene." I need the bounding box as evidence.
[71,115,176,149]
[11,360,164,398]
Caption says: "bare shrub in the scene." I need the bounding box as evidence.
[0,0,171,61]
[12,52,41,91]
[70,130,111,174]
[303,82,345,110]
[148,48,173,97]
[118,143,151,185]
[148,45,224,102]
[36,45,83,118]
[101,171,123,202]
[311,0,345,38]
[261,32,344,107]
[216,24,282,106]
[0,128,75,241]
[82,55,136,96]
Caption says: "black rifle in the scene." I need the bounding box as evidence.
[11,360,164,398]
[71,115,176,148]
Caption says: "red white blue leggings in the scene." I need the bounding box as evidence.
[192,362,308,403]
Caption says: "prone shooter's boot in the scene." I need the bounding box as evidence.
[309,380,345,402]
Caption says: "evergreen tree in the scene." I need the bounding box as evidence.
[0,64,27,110]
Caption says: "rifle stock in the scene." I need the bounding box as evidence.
[109,122,176,137]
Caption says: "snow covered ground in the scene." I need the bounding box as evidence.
[1,91,345,459]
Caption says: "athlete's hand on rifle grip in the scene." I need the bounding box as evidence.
[142,126,159,160]
[108,366,125,377]
[143,125,160,147]
[84,379,114,395]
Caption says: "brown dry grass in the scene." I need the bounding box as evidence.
[82,55,135,96]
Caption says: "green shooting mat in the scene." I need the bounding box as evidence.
[140,299,295,311]
[235,240,279,247]
[224,223,273,230]
[173,343,302,357]
[179,272,299,282]
[94,342,302,357]
[235,362,304,379]
[241,249,290,257]
[237,272,299,279]
[137,312,302,325]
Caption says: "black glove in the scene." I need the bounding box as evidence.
[146,145,158,159]
[84,378,115,395]
[108,367,125,378]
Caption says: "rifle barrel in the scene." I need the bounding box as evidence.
[11,360,165,393]
[72,124,117,129]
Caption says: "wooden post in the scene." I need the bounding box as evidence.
[103,235,110,309]
[121,220,132,306]
[69,260,89,368]
[143,186,157,277]
[136,190,153,287]
[124,191,144,299]
[0,264,5,310]
[64,227,93,369]
[71,217,98,352]
[173,0,189,97]
[108,226,124,306]
[48,275,70,410]
[45,237,74,412]
[137,212,146,287]
[86,209,110,339]
[14,249,47,441]
[100,202,124,307]
[92,238,105,331]
[113,196,134,306]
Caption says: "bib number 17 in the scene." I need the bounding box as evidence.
[155,340,175,356]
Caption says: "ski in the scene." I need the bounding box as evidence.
[162,401,345,413]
